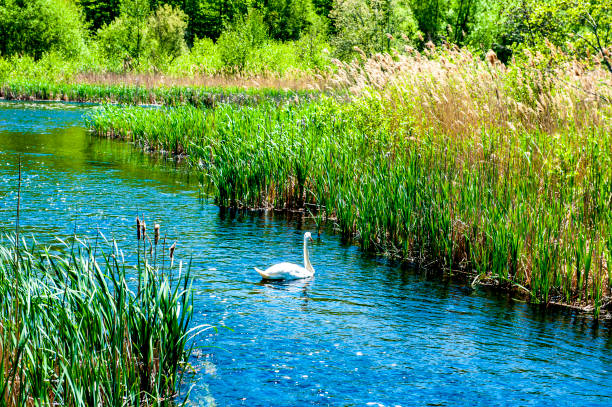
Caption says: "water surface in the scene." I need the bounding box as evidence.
[0,101,611,406]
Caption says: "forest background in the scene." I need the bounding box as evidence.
[0,0,610,81]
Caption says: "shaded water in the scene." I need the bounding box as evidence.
[0,101,611,406]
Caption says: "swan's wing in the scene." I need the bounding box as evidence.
[254,267,269,278]
[254,262,311,280]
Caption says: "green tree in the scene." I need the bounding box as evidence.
[78,0,121,31]
[0,0,88,59]
[187,0,246,41]
[330,0,417,59]
[312,0,333,18]
[96,0,150,69]
[409,0,449,42]
[464,0,508,48]
[547,0,611,72]
[121,0,151,62]
[262,0,318,41]
[148,4,188,66]
[217,8,267,72]
[499,0,611,71]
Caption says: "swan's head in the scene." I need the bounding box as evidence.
[304,232,313,242]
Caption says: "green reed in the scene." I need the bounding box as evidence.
[0,79,316,107]
[0,232,207,406]
[87,99,612,315]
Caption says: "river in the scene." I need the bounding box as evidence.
[0,101,610,406]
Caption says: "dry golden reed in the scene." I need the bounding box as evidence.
[331,44,612,137]
[75,70,328,92]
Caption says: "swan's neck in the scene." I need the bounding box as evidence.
[303,239,314,273]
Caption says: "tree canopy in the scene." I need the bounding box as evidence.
[1,0,610,70]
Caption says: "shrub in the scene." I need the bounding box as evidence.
[96,0,150,70]
[0,0,88,60]
[217,9,268,73]
[330,0,418,59]
[296,15,331,69]
[147,4,188,69]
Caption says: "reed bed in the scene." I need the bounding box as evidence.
[0,230,205,405]
[75,71,328,92]
[88,48,612,315]
[331,45,612,136]
[0,79,318,107]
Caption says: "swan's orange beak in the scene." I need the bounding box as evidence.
[309,237,314,242]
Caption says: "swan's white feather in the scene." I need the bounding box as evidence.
[255,232,315,280]
[254,262,313,280]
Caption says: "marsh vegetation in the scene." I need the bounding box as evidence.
[1,0,612,403]
[0,227,205,405]
[89,47,612,315]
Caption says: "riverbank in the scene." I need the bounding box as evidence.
[87,48,612,316]
[0,78,321,107]
[0,232,203,405]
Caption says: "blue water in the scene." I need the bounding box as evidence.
[0,101,611,406]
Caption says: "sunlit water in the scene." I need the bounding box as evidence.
[1,101,611,406]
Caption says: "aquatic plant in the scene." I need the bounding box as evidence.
[0,229,207,405]
[0,78,320,107]
[88,46,612,315]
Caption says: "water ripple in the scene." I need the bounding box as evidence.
[0,101,611,407]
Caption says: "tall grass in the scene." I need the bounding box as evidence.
[88,48,612,315]
[0,231,206,405]
[0,79,319,107]
[0,42,330,106]
[331,44,612,135]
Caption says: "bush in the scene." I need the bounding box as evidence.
[147,4,188,68]
[296,15,330,69]
[0,0,88,60]
[96,16,137,70]
[96,0,150,70]
[330,0,418,59]
[168,36,222,76]
[217,9,268,73]
[0,57,11,82]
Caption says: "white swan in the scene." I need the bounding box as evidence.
[254,232,315,280]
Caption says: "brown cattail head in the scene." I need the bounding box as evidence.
[169,242,176,259]
[486,49,498,65]
[154,224,160,245]
[136,216,141,240]
[141,221,146,241]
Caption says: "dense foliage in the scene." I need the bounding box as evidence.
[0,0,609,74]
[0,0,89,59]
[0,233,205,405]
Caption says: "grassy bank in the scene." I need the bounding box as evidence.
[0,78,321,107]
[0,48,327,106]
[0,231,204,405]
[88,48,612,316]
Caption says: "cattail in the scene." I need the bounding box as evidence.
[486,49,498,65]
[169,242,176,259]
[141,221,146,241]
[154,224,160,245]
[136,216,141,240]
